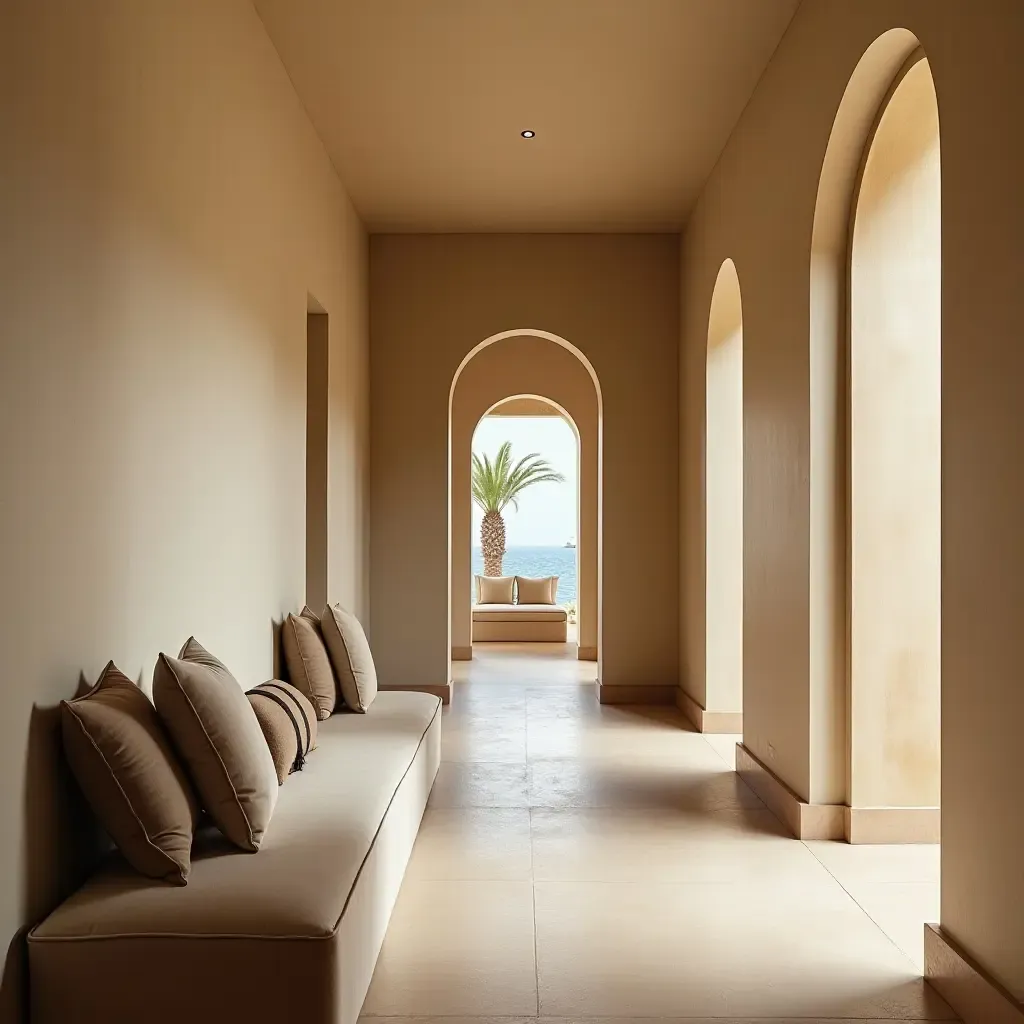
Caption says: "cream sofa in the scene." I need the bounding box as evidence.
[29,690,441,1024]
[472,602,568,642]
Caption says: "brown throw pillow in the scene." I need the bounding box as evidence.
[320,604,378,713]
[281,607,336,720]
[476,575,515,604]
[246,681,318,785]
[61,662,200,885]
[154,638,278,851]
[515,575,559,605]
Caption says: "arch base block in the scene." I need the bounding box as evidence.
[676,689,742,734]
[598,683,676,706]
[738,744,941,843]
[736,744,844,840]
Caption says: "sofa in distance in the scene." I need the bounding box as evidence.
[471,602,568,642]
[28,690,441,1024]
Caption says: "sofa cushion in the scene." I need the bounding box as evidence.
[515,575,558,604]
[247,681,318,785]
[472,603,568,623]
[321,604,377,713]
[154,638,278,851]
[281,607,337,720]
[475,574,515,604]
[61,662,199,885]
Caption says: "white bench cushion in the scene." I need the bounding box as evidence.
[473,603,568,623]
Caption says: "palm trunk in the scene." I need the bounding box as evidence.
[481,510,506,576]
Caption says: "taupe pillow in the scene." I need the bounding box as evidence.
[61,662,199,885]
[281,607,336,720]
[515,575,559,605]
[476,574,515,604]
[154,638,278,851]
[246,681,318,785]
[320,604,378,713]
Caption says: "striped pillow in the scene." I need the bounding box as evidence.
[246,681,318,785]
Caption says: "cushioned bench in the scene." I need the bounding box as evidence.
[472,602,568,642]
[29,690,442,1024]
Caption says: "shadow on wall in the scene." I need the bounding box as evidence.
[0,930,27,1024]
[270,617,285,681]
[2,694,109,1022]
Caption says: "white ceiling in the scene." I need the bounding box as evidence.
[254,0,800,232]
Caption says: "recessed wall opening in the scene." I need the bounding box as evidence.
[448,331,603,694]
[306,303,329,612]
[849,54,941,833]
[705,258,744,725]
[810,32,942,854]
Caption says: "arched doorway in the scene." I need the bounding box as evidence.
[448,331,602,690]
[704,258,744,730]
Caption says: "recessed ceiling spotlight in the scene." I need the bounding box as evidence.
[520,130,535,139]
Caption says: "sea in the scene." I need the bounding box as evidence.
[471,545,577,604]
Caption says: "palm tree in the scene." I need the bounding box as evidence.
[472,442,565,576]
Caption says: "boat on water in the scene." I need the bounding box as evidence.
[564,539,576,548]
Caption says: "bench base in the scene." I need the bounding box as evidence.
[472,619,568,643]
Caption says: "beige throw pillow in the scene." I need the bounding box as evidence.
[515,575,559,605]
[246,681,318,785]
[476,575,515,604]
[281,607,336,720]
[320,604,378,713]
[61,662,200,885]
[154,638,278,851]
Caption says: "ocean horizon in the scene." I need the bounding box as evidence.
[471,545,577,605]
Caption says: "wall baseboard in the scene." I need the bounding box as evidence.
[379,682,452,705]
[577,645,598,662]
[845,805,940,844]
[925,924,1024,1024]
[598,683,676,706]
[450,646,472,661]
[675,688,742,733]
[736,743,844,839]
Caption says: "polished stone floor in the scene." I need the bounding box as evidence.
[361,643,953,1023]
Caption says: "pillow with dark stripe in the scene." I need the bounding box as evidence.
[246,681,317,785]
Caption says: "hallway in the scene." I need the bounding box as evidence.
[362,649,954,1021]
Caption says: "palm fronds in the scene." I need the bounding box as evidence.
[472,441,565,514]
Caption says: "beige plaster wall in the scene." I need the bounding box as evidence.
[371,234,679,693]
[0,1,368,1015]
[850,59,941,809]
[679,0,1024,999]
[704,259,744,715]
[451,340,598,657]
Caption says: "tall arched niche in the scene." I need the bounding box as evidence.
[809,28,941,840]
[448,332,602,676]
[703,258,744,729]
[849,53,941,831]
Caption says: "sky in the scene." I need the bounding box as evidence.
[471,415,577,547]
